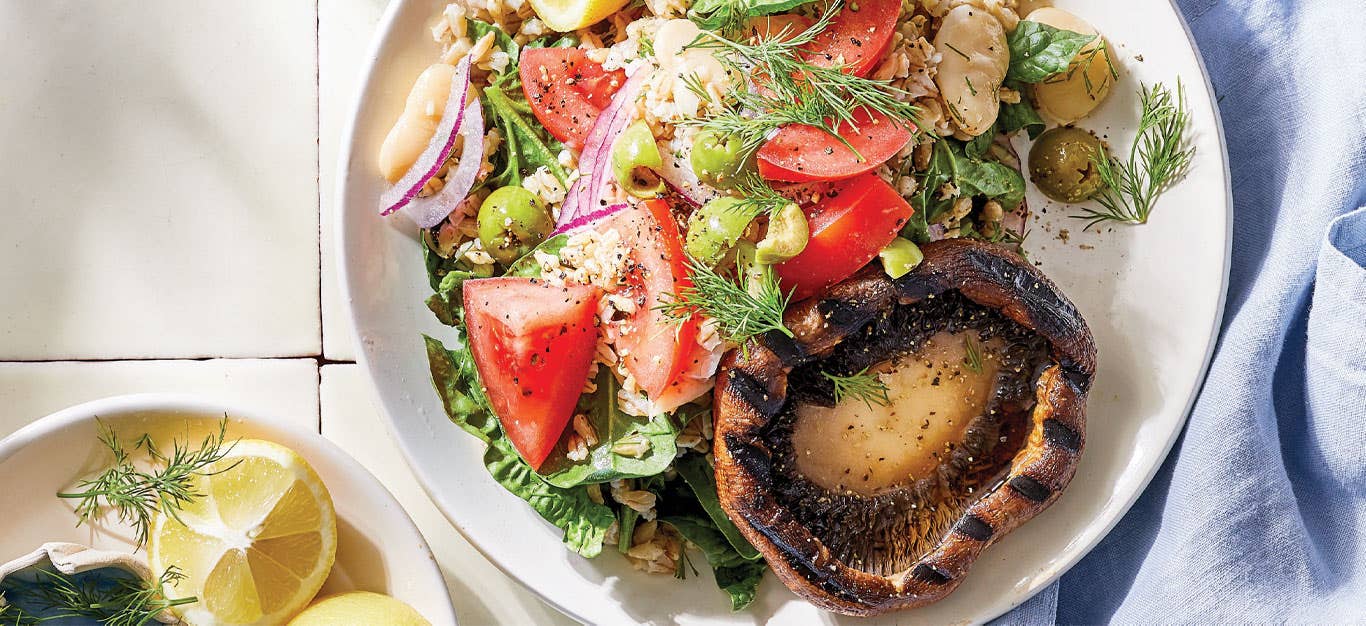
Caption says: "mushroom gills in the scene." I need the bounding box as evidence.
[763,291,1050,578]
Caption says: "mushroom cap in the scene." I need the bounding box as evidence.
[712,238,1096,616]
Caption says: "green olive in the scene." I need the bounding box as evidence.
[755,203,808,264]
[729,240,765,297]
[477,186,553,265]
[878,237,924,279]
[1028,126,1107,203]
[611,121,665,199]
[690,130,753,190]
[685,197,756,266]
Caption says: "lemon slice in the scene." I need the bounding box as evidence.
[287,591,430,626]
[149,439,337,626]
[528,0,630,32]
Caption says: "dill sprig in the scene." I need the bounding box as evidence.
[657,257,793,346]
[728,171,796,216]
[56,418,241,549]
[682,4,923,155]
[0,566,196,626]
[963,336,984,373]
[822,367,891,407]
[1075,81,1194,230]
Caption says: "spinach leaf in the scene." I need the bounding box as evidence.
[911,139,1025,223]
[909,139,957,227]
[425,334,614,557]
[466,18,518,70]
[661,514,768,611]
[688,0,818,31]
[965,125,996,160]
[1005,21,1095,84]
[674,455,761,561]
[999,96,1046,139]
[483,84,569,188]
[539,370,680,488]
[956,154,1026,209]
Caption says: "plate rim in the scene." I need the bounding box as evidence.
[335,0,1235,621]
[0,392,459,626]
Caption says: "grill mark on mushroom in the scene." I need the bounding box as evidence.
[712,239,1097,616]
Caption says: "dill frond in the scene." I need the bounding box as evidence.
[1074,81,1194,230]
[822,367,891,408]
[56,418,241,549]
[656,258,793,347]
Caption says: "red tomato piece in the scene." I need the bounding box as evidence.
[463,277,603,470]
[520,47,626,148]
[801,0,901,78]
[773,173,914,301]
[757,108,913,183]
[601,199,701,400]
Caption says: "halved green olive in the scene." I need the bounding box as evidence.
[691,130,754,190]
[755,203,808,264]
[477,186,553,265]
[685,197,755,266]
[612,120,665,198]
[1028,126,1107,203]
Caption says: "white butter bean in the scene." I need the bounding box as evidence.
[1027,7,1118,125]
[933,5,1009,137]
[379,63,456,183]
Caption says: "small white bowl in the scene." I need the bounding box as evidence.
[0,393,457,626]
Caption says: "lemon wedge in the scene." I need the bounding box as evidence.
[528,0,630,32]
[149,439,337,626]
[287,591,431,626]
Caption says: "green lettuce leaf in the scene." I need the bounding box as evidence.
[661,514,768,611]
[1006,21,1096,84]
[466,19,518,71]
[483,84,569,188]
[674,455,761,561]
[539,370,680,488]
[424,334,614,557]
[688,0,817,31]
[526,34,579,49]
[504,234,569,277]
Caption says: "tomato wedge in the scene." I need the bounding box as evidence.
[602,199,701,400]
[773,173,914,301]
[757,108,913,183]
[464,277,602,470]
[801,0,900,78]
[520,47,626,148]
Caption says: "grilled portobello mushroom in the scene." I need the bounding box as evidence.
[712,238,1096,615]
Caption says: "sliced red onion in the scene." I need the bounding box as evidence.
[380,56,479,227]
[550,202,628,236]
[558,69,653,228]
[928,223,948,241]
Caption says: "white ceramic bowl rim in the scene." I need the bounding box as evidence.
[335,0,1234,621]
[0,392,459,626]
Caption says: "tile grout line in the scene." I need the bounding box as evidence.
[315,0,324,436]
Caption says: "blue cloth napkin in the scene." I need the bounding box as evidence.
[998,0,1366,622]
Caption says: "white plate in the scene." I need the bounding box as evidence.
[337,1,1231,622]
[0,394,458,626]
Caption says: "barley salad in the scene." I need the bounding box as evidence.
[375,0,1188,611]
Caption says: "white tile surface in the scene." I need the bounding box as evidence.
[0,358,319,439]
[0,1,320,360]
[321,0,388,361]
[320,364,573,626]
